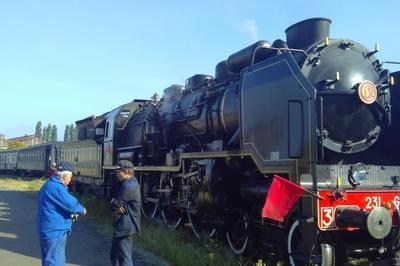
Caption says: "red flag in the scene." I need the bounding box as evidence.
[262,175,305,222]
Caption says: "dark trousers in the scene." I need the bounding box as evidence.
[110,235,133,266]
[39,233,67,266]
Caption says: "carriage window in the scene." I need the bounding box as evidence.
[116,109,131,130]
[105,122,109,138]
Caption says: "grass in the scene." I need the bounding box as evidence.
[72,192,114,236]
[0,176,46,191]
[135,222,243,266]
[74,192,246,266]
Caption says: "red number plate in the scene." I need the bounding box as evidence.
[317,190,400,231]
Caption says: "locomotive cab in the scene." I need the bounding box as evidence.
[98,99,149,168]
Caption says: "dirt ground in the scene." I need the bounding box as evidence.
[0,188,170,266]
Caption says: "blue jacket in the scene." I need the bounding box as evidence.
[112,176,141,237]
[37,176,85,240]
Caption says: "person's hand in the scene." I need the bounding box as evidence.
[71,214,79,222]
[83,208,87,215]
[117,206,126,215]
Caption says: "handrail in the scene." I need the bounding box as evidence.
[251,45,309,65]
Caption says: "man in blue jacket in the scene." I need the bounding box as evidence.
[110,160,141,266]
[37,161,87,266]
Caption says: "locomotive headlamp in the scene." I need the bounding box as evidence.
[357,80,377,104]
[349,163,368,186]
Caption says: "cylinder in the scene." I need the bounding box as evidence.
[335,206,393,240]
[335,207,367,228]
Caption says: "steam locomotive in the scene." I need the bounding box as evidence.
[99,17,400,264]
[1,17,399,265]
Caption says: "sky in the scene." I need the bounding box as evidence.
[1,0,399,140]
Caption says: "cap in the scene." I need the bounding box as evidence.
[57,161,75,172]
[116,160,134,170]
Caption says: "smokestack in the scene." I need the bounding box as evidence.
[285,17,331,50]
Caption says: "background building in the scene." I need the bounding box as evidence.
[0,134,7,150]
[8,135,42,147]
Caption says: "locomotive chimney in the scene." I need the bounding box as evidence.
[285,17,331,50]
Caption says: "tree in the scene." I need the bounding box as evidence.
[46,123,52,142]
[69,124,75,141]
[73,126,78,140]
[51,125,57,142]
[7,140,26,149]
[35,121,42,139]
[64,125,70,141]
[42,126,47,143]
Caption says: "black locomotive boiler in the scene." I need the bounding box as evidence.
[95,17,400,264]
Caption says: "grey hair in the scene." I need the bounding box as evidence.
[57,171,73,179]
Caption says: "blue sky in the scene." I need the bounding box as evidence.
[1,1,399,139]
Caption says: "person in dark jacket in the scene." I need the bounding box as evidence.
[46,161,57,178]
[37,161,87,266]
[110,160,141,266]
